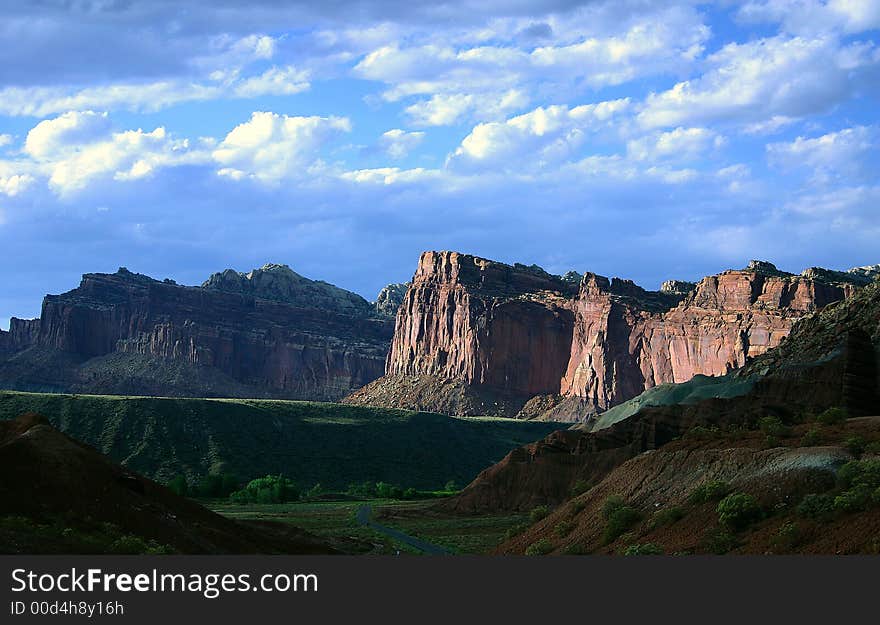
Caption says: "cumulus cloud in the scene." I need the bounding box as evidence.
[212,111,351,182]
[638,35,879,129]
[0,65,311,117]
[0,134,13,148]
[354,5,708,126]
[627,127,725,162]
[0,174,34,197]
[24,111,111,159]
[447,98,630,171]
[19,111,207,195]
[737,0,880,35]
[766,125,879,183]
[378,129,425,159]
[404,90,529,126]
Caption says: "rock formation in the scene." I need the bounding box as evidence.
[346,251,871,419]
[443,276,880,513]
[0,266,394,400]
[373,282,410,317]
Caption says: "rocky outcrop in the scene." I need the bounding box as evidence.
[347,252,578,414]
[347,252,868,418]
[373,282,410,317]
[0,317,40,352]
[0,266,395,400]
[442,277,880,513]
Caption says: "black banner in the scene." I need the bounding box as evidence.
[1,555,876,623]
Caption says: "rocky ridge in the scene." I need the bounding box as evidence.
[347,251,870,419]
[0,265,398,400]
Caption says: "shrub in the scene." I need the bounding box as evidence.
[229,474,299,505]
[529,505,550,523]
[601,495,626,520]
[570,479,591,497]
[166,474,188,498]
[525,539,553,556]
[772,521,802,553]
[797,493,836,522]
[194,473,239,498]
[685,425,720,440]
[759,416,789,438]
[701,528,738,554]
[110,535,173,555]
[833,486,872,513]
[503,523,529,541]
[623,543,664,556]
[603,506,641,545]
[302,483,324,501]
[649,506,685,530]
[443,480,459,492]
[562,543,586,555]
[689,480,731,505]
[716,493,762,530]
[865,441,880,456]
[837,459,880,490]
[816,407,848,426]
[554,520,575,537]
[844,436,866,457]
[570,500,586,515]
[801,427,822,447]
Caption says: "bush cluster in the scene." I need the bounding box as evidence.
[816,407,848,426]
[601,496,641,545]
[525,539,553,556]
[716,493,762,530]
[229,475,299,505]
[688,480,731,505]
[529,505,550,524]
[623,543,664,556]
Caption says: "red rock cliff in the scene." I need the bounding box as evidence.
[2,266,394,400]
[347,253,866,418]
[385,251,576,399]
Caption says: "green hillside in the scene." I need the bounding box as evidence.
[0,391,562,490]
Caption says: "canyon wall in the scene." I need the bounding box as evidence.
[0,265,395,400]
[346,252,872,419]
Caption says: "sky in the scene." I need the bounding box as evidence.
[1,0,879,327]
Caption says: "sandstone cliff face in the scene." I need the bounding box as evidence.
[0,318,40,353]
[383,251,577,404]
[1,267,394,400]
[559,266,854,414]
[347,252,869,418]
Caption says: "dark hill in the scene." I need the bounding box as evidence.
[0,394,562,490]
[0,413,337,554]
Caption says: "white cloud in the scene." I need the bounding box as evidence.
[212,111,351,182]
[447,98,630,171]
[404,90,529,126]
[354,7,708,126]
[0,174,34,197]
[738,0,880,35]
[231,66,310,98]
[340,167,440,185]
[378,129,425,159]
[24,111,111,159]
[19,111,207,195]
[638,35,879,129]
[0,134,13,148]
[766,125,878,183]
[627,127,725,162]
[0,65,311,117]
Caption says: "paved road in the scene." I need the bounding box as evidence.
[356,504,453,555]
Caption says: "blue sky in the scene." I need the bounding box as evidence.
[1,0,879,327]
